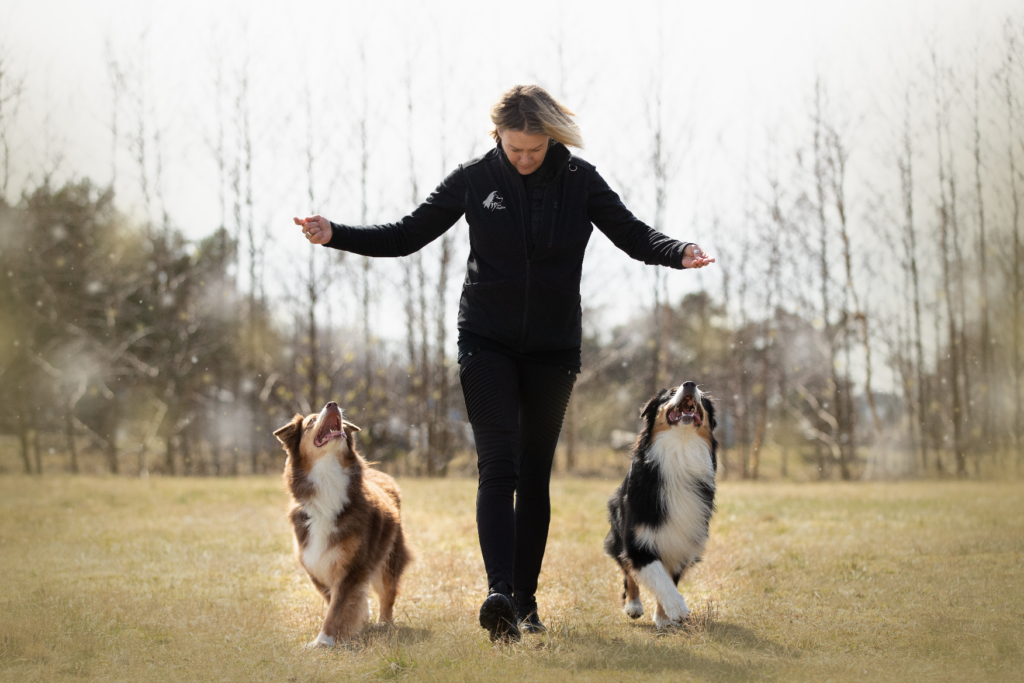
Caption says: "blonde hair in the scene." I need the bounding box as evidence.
[489,85,584,149]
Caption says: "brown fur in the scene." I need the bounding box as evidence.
[274,404,411,646]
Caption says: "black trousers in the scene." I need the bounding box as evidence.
[458,349,577,597]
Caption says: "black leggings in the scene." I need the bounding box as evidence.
[459,349,577,597]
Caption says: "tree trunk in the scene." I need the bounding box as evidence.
[1005,52,1023,470]
[105,395,119,475]
[307,248,319,410]
[899,87,928,474]
[65,399,79,474]
[165,430,175,476]
[973,62,994,466]
[565,392,579,472]
[434,232,454,476]
[32,411,42,476]
[932,51,965,477]
[17,405,31,474]
[749,346,769,481]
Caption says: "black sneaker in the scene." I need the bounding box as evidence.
[479,582,521,643]
[516,594,547,634]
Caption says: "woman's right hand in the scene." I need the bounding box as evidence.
[293,215,333,245]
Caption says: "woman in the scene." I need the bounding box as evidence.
[294,84,714,642]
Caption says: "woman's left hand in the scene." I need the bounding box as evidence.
[682,243,715,269]
[293,215,333,245]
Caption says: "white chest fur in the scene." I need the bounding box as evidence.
[635,430,715,573]
[300,456,351,584]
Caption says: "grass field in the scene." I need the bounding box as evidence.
[0,475,1022,682]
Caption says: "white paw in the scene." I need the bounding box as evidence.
[653,612,674,630]
[305,632,335,649]
[624,599,644,619]
[661,593,691,623]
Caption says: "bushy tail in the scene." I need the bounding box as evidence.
[604,491,624,562]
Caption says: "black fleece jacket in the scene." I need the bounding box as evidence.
[324,142,691,355]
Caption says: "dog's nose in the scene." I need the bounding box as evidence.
[326,401,338,409]
[682,381,696,390]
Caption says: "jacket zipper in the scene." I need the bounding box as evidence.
[514,176,530,351]
[500,148,571,351]
[545,161,570,249]
[500,152,533,351]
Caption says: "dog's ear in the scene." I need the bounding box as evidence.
[639,388,670,421]
[273,414,305,454]
[639,397,658,420]
[701,394,717,431]
[342,420,361,435]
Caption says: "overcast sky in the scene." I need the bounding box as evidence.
[3,0,1020,356]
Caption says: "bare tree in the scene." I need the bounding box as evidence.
[826,118,884,438]
[401,51,429,472]
[304,88,322,410]
[897,84,929,473]
[810,80,852,479]
[749,173,784,480]
[931,46,966,476]
[356,45,377,434]
[641,49,686,398]
[0,44,24,203]
[1001,22,1023,467]
[971,47,995,460]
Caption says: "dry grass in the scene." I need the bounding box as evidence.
[0,475,1021,682]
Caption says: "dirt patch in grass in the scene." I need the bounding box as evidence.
[0,476,1021,682]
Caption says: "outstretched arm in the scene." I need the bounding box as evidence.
[294,166,467,257]
[586,167,714,269]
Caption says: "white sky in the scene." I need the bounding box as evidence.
[3,0,1019,365]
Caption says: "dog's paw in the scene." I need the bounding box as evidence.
[653,612,675,630]
[661,593,691,623]
[305,632,335,649]
[623,599,644,619]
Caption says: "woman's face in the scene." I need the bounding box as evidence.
[498,129,550,175]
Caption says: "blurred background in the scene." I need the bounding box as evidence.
[1,0,1022,480]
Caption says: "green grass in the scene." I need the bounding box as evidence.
[1,475,1022,682]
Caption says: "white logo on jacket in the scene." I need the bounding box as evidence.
[482,191,505,211]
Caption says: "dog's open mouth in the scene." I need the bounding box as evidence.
[668,393,702,427]
[314,407,344,447]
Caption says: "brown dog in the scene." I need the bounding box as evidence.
[274,401,411,647]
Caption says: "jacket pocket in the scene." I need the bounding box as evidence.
[457,279,524,348]
[525,282,582,350]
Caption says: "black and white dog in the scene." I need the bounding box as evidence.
[604,381,717,629]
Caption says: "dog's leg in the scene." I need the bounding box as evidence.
[331,583,370,641]
[310,573,371,647]
[374,569,397,624]
[308,590,341,648]
[310,576,331,604]
[623,570,643,619]
[635,560,690,625]
[374,534,409,624]
[653,601,674,630]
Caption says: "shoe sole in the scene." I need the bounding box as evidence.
[480,595,521,643]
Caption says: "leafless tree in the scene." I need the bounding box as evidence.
[641,46,686,397]
[1001,21,1023,467]
[0,44,24,203]
[931,45,966,476]
[895,84,929,473]
[971,47,995,460]
[749,169,784,480]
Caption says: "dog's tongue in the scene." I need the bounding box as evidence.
[315,410,343,446]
